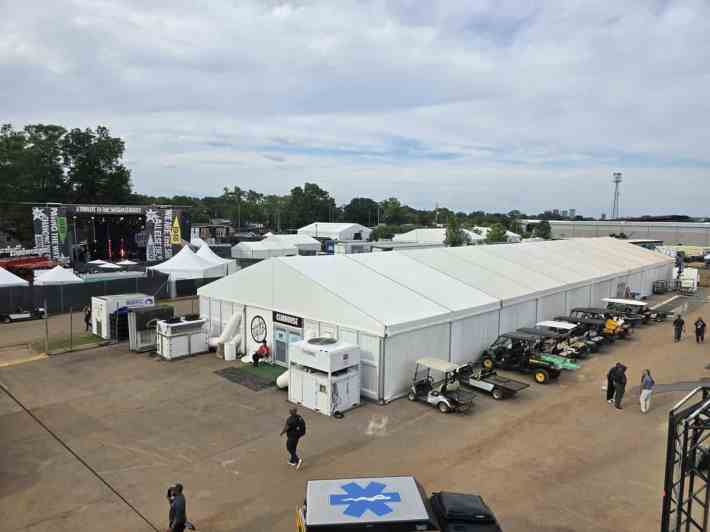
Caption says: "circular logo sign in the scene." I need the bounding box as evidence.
[250,315,267,342]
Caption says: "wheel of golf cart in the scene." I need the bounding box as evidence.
[2,317,10,324]
[438,402,451,414]
[534,370,550,384]
[482,357,494,370]
[407,391,416,401]
[491,388,505,400]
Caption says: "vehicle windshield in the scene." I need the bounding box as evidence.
[492,336,513,349]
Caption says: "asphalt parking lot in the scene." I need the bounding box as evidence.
[1,299,708,532]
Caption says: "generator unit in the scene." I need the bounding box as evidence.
[288,337,360,416]
[156,316,208,360]
[128,305,175,352]
[92,294,155,340]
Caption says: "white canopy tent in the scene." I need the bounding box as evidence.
[231,239,298,260]
[473,226,522,243]
[35,266,84,286]
[116,259,138,266]
[190,237,209,249]
[148,246,226,281]
[264,233,321,254]
[393,228,485,245]
[297,222,372,242]
[99,263,122,270]
[0,266,29,287]
[88,259,107,265]
[196,244,238,275]
[198,237,673,402]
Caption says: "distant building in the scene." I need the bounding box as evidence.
[561,210,569,218]
[569,209,576,218]
[552,209,560,216]
[601,213,607,220]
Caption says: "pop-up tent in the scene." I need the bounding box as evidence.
[264,233,321,255]
[231,239,298,259]
[0,266,29,287]
[148,246,226,280]
[35,266,84,285]
[197,244,238,275]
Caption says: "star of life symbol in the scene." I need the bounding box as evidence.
[329,482,401,518]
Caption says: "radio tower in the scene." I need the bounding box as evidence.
[612,172,622,219]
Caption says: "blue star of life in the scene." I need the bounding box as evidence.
[329,481,402,518]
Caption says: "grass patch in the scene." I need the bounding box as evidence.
[32,333,104,354]
[235,362,286,382]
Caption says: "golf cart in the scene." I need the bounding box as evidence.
[569,307,632,338]
[536,320,604,353]
[479,332,563,384]
[0,306,45,324]
[602,298,669,324]
[517,326,588,362]
[456,363,529,400]
[408,358,475,413]
[554,315,616,344]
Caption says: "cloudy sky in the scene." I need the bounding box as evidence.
[2,0,709,216]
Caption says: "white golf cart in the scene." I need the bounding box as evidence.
[407,358,474,413]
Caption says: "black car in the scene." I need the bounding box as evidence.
[479,332,562,384]
[431,491,503,532]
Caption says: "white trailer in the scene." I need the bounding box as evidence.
[91,293,155,339]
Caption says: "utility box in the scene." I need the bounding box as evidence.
[92,294,155,340]
[156,317,208,360]
[288,338,360,416]
[128,305,175,352]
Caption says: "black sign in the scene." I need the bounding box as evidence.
[273,311,303,329]
[251,315,267,342]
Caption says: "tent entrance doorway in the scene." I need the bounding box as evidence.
[274,326,303,367]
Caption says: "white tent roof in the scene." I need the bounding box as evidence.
[393,228,485,244]
[35,266,84,285]
[197,244,230,264]
[148,246,225,280]
[88,259,107,265]
[232,239,298,259]
[297,222,372,241]
[98,263,121,269]
[116,259,137,265]
[264,233,321,251]
[190,237,208,248]
[0,266,29,287]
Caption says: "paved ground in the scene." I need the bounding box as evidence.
[0,299,708,532]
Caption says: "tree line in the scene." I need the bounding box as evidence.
[1,122,553,245]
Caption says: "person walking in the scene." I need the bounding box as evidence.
[613,364,627,410]
[695,317,706,344]
[639,369,655,414]
[280,407,306,470]
[168,483,187,532]
[84,306,91,332]
[673,315,686,343]
[606,363,621,405]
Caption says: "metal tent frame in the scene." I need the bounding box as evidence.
[662,386,710,532]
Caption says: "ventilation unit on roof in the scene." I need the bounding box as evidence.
[308,337,338,346]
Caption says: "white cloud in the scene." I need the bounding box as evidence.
[1,0,709,215]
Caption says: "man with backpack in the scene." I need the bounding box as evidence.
[281,407,306,470]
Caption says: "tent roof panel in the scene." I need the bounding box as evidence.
[0,266,29,287]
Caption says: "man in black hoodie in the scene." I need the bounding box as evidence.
[168,483,187,532]
[613,364,627,410]
[606,363,620,405]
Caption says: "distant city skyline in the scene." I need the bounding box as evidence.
[2,1,709,216]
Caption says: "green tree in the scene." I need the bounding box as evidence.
[486,223,508,243]
[343,197,379,226]
[380,197,409,225]
[285,182,336,229]
[444,217,471,247]
[534,220,552,239]
[62,126,131,203]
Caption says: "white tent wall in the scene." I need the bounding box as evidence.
[244,305,274,355]
[383,323,451,401]
[450,311,501,364]
[537,292,567,321]
[500,300,538,334]
[565,285,592,313]
[591,280,614,306]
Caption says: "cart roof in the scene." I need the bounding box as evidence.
[501,331,540,341]
[517,327,560,338]
[415,357,460,373]
[536,320,577,330]
[602,298,648,307]
[571,307,608,314]
[305,476,431,527]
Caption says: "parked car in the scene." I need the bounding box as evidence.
[431,491,503,532]
[0,306,45,324]
[479,332,562,384]
[456,364,529,400]
[407,358,475,413]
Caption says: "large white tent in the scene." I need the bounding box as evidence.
[0,266,29,287]
[393,228,486,245]
[198,237,673,402]
[35,266,84,286]
[297,222,372,242]
[148,246,226,280]
[196,244,238,275]
[264,233,321,255]
[231,239,298,260]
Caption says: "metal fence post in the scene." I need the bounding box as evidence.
[69,307,73,352]
[44,298,49,355]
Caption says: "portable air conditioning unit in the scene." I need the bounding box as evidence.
[288,337,360,416]
[156,317,208,360]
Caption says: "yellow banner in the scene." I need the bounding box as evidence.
[170,216,182,244]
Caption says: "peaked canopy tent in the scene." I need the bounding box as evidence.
[35,266,84,285]
[264,233,322,255]
[393,228,485,245]
[473,226,522,243]
[0,266,29,287]
[196,244,238,275]
[148,246,226,281]
[198,237,672,402]
[231,239,298,260]
[297,222,372,242]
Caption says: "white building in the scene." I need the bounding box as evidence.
[393,228,486,245]
[198,238,672,402]
[297,222,372,242]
